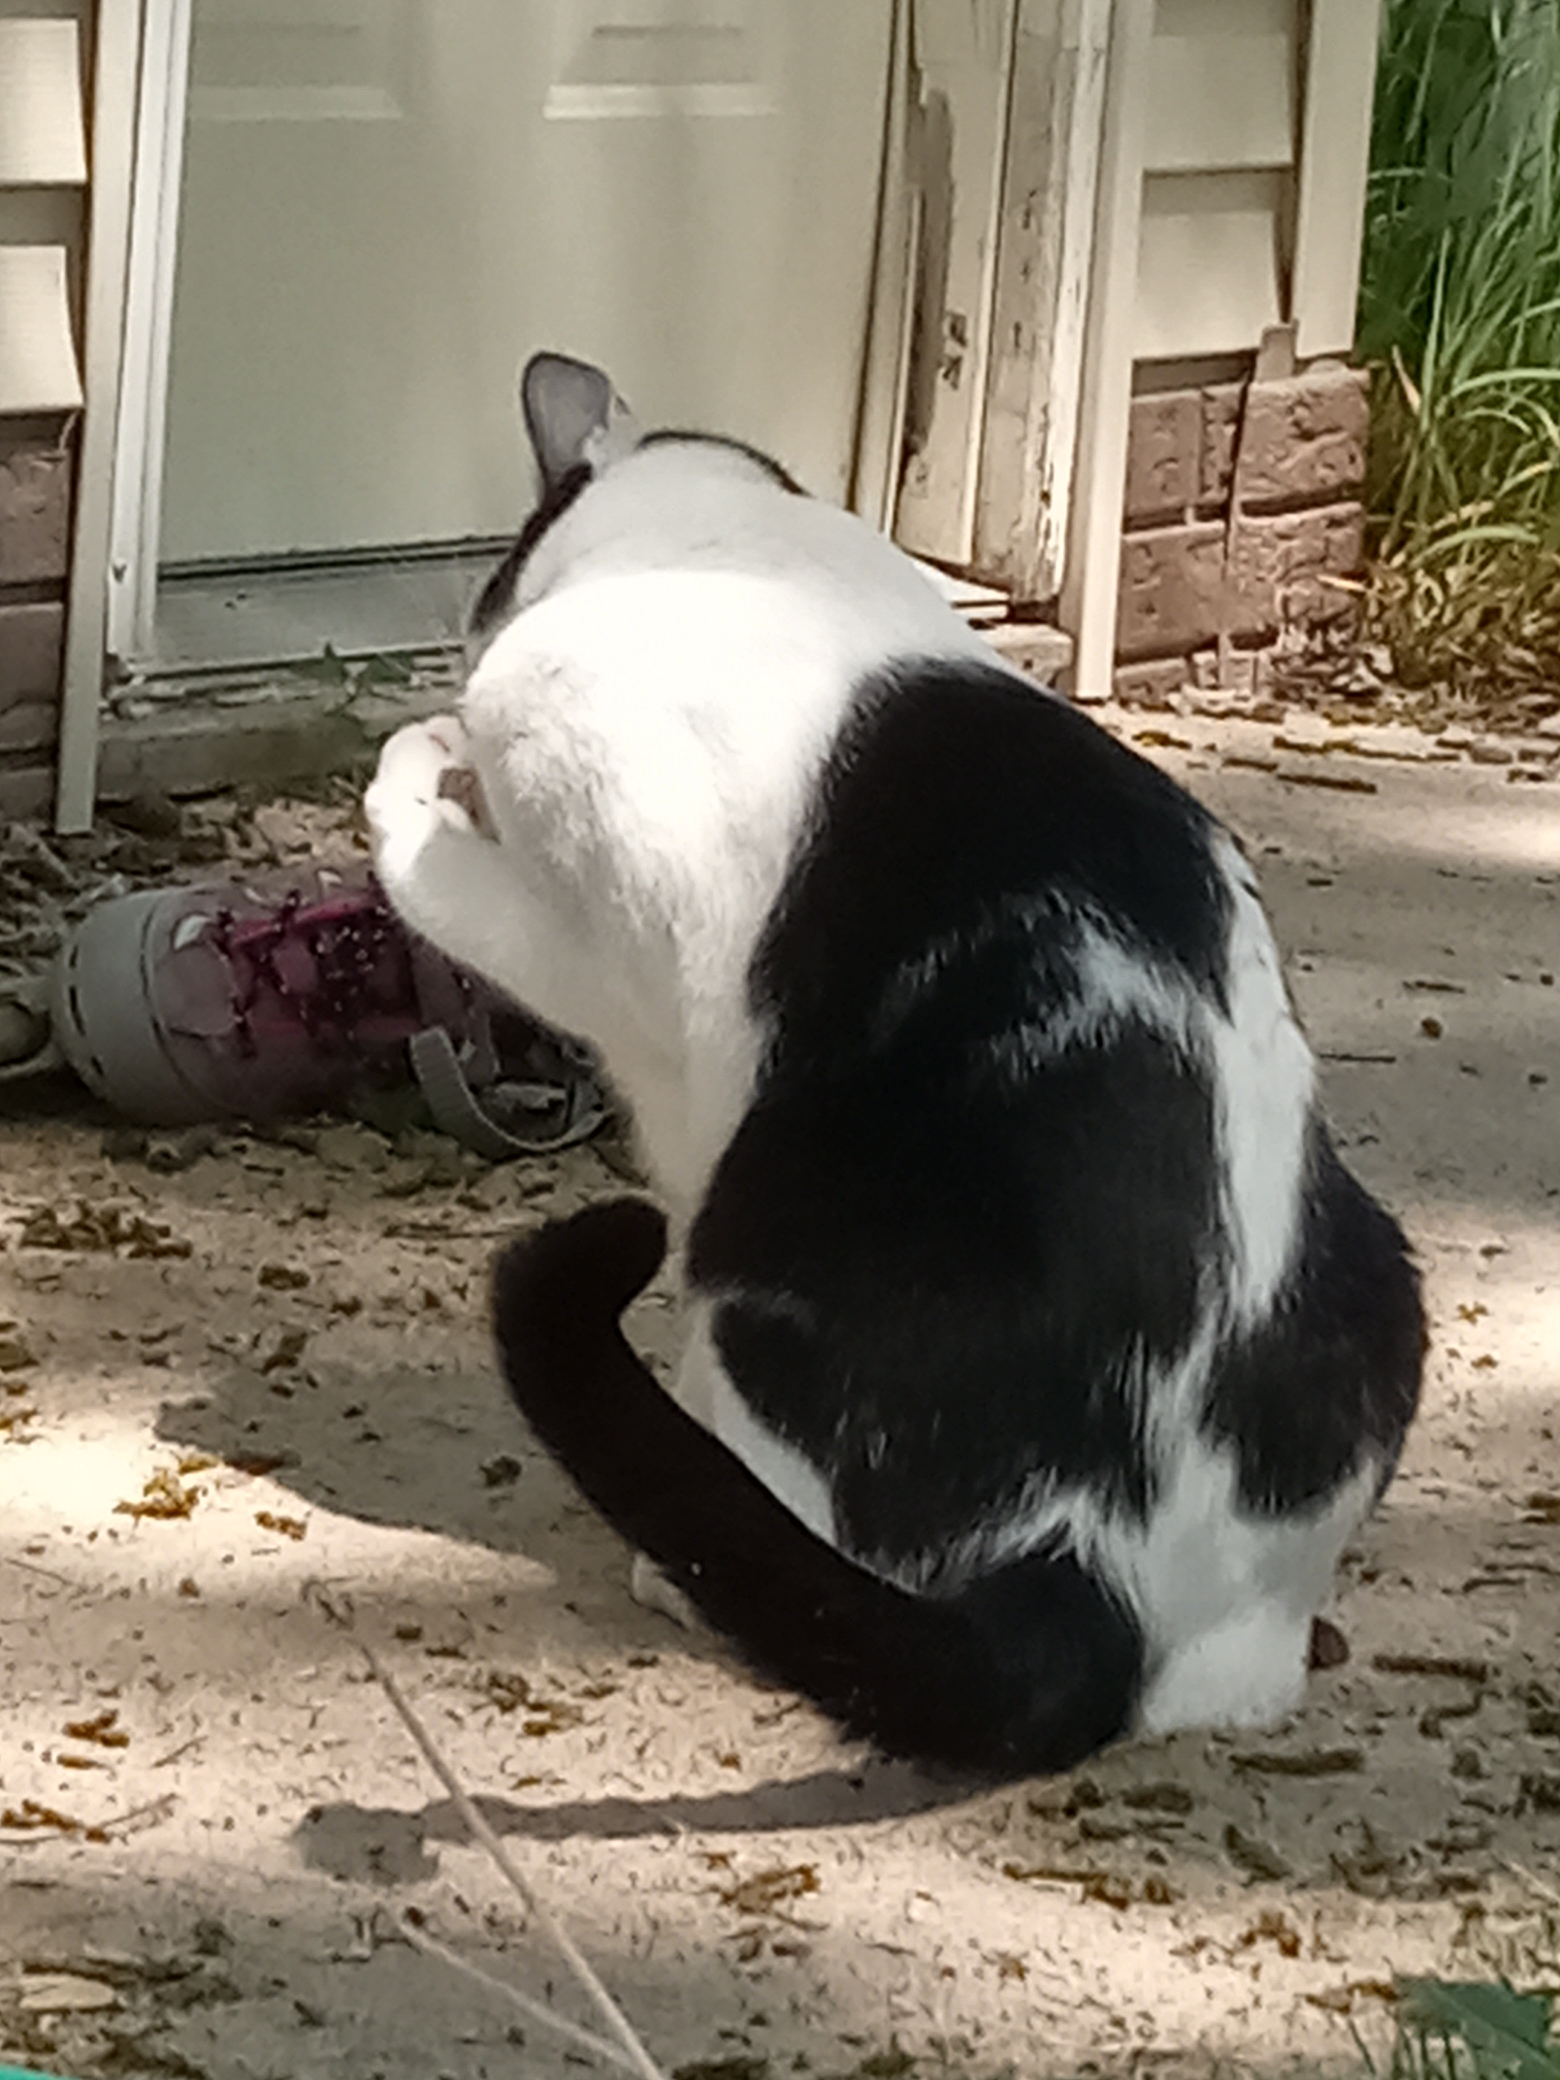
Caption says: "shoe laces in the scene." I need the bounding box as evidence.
[213,882,429,1056]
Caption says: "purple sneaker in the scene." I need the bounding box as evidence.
[50,862,606,1155]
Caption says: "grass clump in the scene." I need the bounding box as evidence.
[1391,1979,1559,2080]
[1359,0,1560,708]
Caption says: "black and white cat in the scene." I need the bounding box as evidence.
[365,352,1423,1778]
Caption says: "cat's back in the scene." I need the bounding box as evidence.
[463,441,992,760]
[751,656,1234,1053]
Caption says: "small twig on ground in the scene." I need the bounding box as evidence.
[98,1793,178,1836]
[1499,1854,1560,1911]
[2,1552,73,1586]
[307,1582,667,2080]
[388,1908,637,2072]
[151,1733,205,1771]
[9,821,77,892]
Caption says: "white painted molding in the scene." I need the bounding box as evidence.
[850,0,915,531]
[56,0,144,834]
[1060,0,1153,698]
[0,17,87,185]
[104,0,192,668]
[1293,0,1382,358]
[1037,0,1110,599]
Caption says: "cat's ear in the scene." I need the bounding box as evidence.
[521,352,642,491]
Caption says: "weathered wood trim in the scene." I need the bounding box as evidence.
[850,0,915,530]
[1060,0,1154,695]
[56,0,143,833]
[1292,0,1381,358]
[892,0,1017,568]
[972,0,1109,603]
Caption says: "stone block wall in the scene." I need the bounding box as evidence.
[1114,362,1368,697]
[0,424,74,773]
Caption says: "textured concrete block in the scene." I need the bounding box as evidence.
[983,618,1074,683]
[0,757,54,820]
[1124,390,1200,520]
[0,696,59,753]
[1113,657,1190,703]
[0,599,64,703]
[1199,383,1244,508]
[1116,520,1226,657]
[0,441,73,585]
[1238,364,1368,504]
[1229,501,1364,637]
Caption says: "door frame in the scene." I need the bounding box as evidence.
[94,0,925,678]
[59,0,1103,830]
[105,0,192,671]
[55,0,146,833]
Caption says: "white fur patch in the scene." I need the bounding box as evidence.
[1111,1439,1375,1733]
[675,1302,838,1547]
[1068,924,1198,1057]
[442,446,992,1211]
[366,431,1354,1753]
[878,1317,1378,1736]
[878,905,1201,1085]
[953,1426,1375,1735]
[1207,836,1315,1324]
[629,1553,705,1633]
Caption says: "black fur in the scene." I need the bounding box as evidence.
[484,649,1421,1775]
[1204,1120,1424,1513]
[749,661,1234,1050]
[639,428,804,494]
[468,462,593,644]
[492,1199,1143,1778]
[689,662,1231,1551]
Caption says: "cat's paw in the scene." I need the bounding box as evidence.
[365,716,483,883]
[629,1552,707,1635]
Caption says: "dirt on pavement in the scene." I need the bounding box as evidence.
[0,698,1556,2080]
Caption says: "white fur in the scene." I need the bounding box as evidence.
[1207,836,1315,1325]
[1126,1447,1376,1731]
[371,444,989,1212]
[675,1303,838,1547]
[366,429,1352,1746]
[918,1424,1378,1734]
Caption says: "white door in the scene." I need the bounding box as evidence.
[159,0,896,565]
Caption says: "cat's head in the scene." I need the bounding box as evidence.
[468,351,801,649]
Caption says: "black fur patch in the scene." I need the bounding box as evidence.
[1203,1121,1424,1513]
[639,428,804,494]
[700,1021,1217,1553]
[690,661,1232,1557]
[752,662,1232,1062]
[493,1198,1142,1777]
[469,428,798,647]
[468,461,593,644]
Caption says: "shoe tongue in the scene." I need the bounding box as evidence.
[269,935,319,998]
[161,901,332,1040]
[161,927,247,1038]
[407,941,495,1077]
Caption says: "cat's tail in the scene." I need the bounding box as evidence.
[491,1197,1143,1779]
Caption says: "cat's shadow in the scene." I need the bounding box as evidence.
[294,1758,970,1885]
[155,1339,995,1854]
[151,1353,986,1859]
[152,1335,683,1659]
